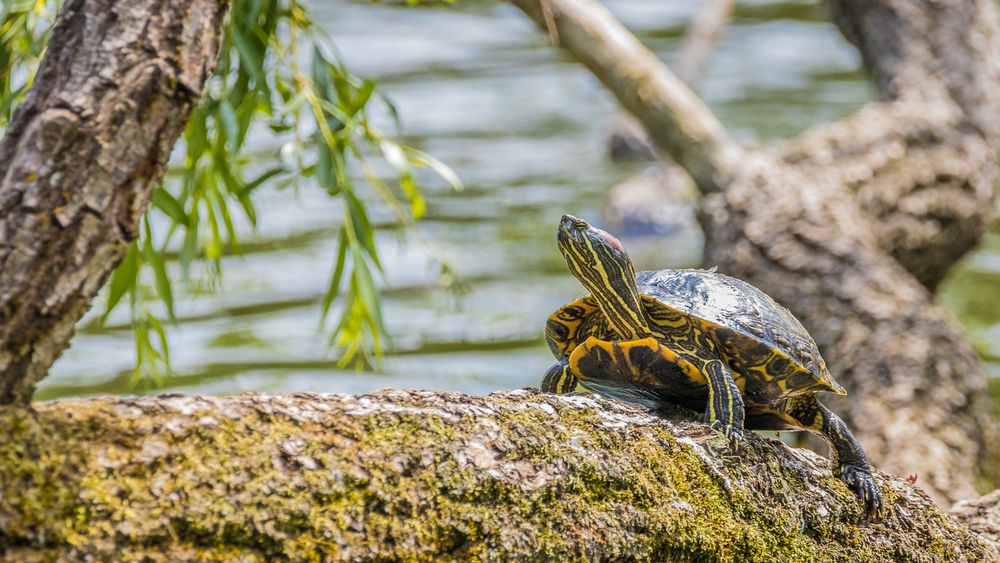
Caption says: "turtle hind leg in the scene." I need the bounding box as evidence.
[567,336,711,413]
[541,359,578,393]
[561,336,667,408]
[777,394,883,518]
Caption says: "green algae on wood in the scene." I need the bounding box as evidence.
[0,390,993,561]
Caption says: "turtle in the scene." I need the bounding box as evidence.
[541,214,882,517]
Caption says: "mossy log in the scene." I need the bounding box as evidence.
[0,390,992,561]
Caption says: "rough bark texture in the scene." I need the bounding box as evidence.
[705,0,1000,505]
[0,0,226,404]
[510,0,1000,505]
[0,391,993,561]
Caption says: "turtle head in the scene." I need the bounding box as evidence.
[557,214,649,338]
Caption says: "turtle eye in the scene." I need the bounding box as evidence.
[573,220,588,230]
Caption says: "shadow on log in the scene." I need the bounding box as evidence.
[0,391,993,560]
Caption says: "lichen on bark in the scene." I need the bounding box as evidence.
[0,390,991,561]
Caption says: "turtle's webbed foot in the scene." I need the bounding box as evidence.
[837,464,883,519]
[709,419,744,450]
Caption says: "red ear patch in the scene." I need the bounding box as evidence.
[598,229,625,253]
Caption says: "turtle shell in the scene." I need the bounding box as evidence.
[545,268,844,399]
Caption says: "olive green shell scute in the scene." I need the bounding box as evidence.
[635,269,824,375]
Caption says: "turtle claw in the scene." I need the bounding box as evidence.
[837,464,883,519]
[709,420,744,450]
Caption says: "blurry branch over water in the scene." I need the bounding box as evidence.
[0,0,462,386]
[515,0,744,193]
[672,0,736,90]
[607,0,734,163]
[510,0,1000,506]
[605,0,733,233]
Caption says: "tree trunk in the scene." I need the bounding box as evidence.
[509,0,1000,505]
[0,391,993,560]
[0,0,226,404]
[778,0,1000,290]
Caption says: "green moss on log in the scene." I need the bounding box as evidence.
[0,390,992,561]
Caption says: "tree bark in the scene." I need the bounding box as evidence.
[509,0,1000,505]
[0,0,226,404]
[0,391,993,560]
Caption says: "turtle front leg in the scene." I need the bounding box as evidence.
[541,358,578,393]
[702,359,745,445]
[779,394,883,518]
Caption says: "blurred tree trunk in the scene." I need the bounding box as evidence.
[510,0,1000,505]
[0,0,226,404]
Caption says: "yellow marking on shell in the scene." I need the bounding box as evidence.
[775,376,790,395]
[567,340,588,380]
[642,297,841,398]
[569,336,706,387]
[650,340,704,384]
[568,337,621,378]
